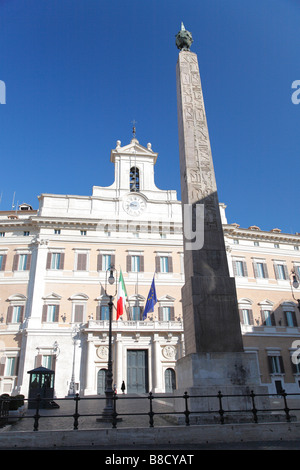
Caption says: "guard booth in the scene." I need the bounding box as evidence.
[27,366,59,409]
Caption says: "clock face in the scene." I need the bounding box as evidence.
[123,195,146,216]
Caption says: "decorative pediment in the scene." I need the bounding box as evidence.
[110,138,158,163]
[43,292,62,301]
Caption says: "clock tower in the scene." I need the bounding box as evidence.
[90,135,181,222]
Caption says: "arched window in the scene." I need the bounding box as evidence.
[130,167,140,192]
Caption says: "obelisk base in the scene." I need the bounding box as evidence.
[174,352,277,424]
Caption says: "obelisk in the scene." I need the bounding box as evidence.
[175,24,265,403]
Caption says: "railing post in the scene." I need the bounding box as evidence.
[217,391,225,424]
[281,389,291,422]
[148,392,154,428]
[73,393,80,430]
[183,391,190,426]
[33,394,41,431]
[250,390,258,423]
[112,393,118,429]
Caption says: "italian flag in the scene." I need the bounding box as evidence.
[116,269,127,320]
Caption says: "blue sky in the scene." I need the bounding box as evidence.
[0,0,299,234]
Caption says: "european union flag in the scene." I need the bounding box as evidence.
[143,277,157,320]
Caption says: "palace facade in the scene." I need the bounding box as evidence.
[0,137,300,397]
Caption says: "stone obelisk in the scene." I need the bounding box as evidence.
[175,24,266,407]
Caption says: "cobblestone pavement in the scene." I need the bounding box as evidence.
[2,395,300,451]
[4,394,178,432]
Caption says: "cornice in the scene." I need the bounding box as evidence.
[223,224,300,244]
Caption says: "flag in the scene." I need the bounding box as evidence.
[117,269,127,320]
[143,277,157,320]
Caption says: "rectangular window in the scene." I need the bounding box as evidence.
[54,229,61,235]
[269,356,284,374]
[162,306,171,321]
[47,305,57,322]
[131,256,140,273]
[263,310,273,326]
[235,260,247,277]
[23,231,30,236]
[0,254,3,270]
[5,357,16,376]
[242,309,251,325]
[101,305,110,321]
[132,306,141,321]
[256,263,265,278]
[102,254,111,271]
[51,253,61,270]
[276,264,287,280]
[42,355,52,369]
[12,306,22,323]
[0,232,5,237]
[285,311,296,327]
[18,254,28,271]
[160,257,169,273]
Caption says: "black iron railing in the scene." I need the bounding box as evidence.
[1,389,300,431]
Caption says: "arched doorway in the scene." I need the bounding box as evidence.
[165,368,176,393]
[97,368,107,395]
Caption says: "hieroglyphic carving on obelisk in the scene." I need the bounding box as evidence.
[176,24,244,354]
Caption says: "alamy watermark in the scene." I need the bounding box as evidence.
[291,340,300,365]
[183,203,204,250]
[0,80,6,104]
[291,80,300,105]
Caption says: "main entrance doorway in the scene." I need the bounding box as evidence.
[127,350,149,394]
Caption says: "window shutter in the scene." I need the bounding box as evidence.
[12,254,19,271]
[158,306,163,321]
[279,356,285,373]
[283,265,288,280]
[97,254,102,271]
[110,254,115,268]
[14,356,20,376]
[42,305,47,322]
[51,355,56,372]
[170,306,175,321]
[263,263,269,278]
[239,309,244,324]
[292,311,298,326]
[155,256,160,273]
[46,253,51,269]
[19,306,25,323]
[6,306,13,324]
[59,253,65,270]
[168,256,173,273]
[0,254,7,271]
[0,360,5,376]
[249,309,254,325]
[96,305,101,321]
[274,264,279,279]
[126,255,131,272]
[270,311,276,326]
[291,357,298,374]
[260,310,265,326]
[253,262,258,278]
[74,305,84,323]
[267,356,273,373]
[140,256,144,272]
[232,261,237,276]
[242,261,248,277]
[54,305,59,322]
[26,254,31,270]
[35,354,42,368]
